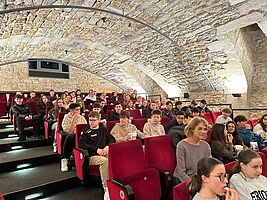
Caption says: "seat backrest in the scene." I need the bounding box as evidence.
[224,160,238,178]
[107,104,114,110]
[0,94,7,102]
[106,120,118,133]
[262,147,267,158]
[45,106,53,118]
[248,118,259,129]
[129,109,142,119]
[145,136,176,174]
[211,111,221,122]
[57,112,67,132]
[24,101,38,115]
[173,181,190,200]
[203,112,214,125]
[75,124,90,147]
[132,118,147,131]
[109,140,148,181]
[107,110,114,120]
[161,116,171,127]
[258,152,267,177]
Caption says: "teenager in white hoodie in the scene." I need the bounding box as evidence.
[230,149,267,200]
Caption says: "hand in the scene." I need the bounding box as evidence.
[28,115,32,120]
[102,146,109,156]
[245,124,251,129]
[124,135,132,141]
[225,188,239,200]
[97,148,103,155]
[25,116,29,120]
[227,134,233,143]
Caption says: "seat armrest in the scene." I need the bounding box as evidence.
[75,147,89,157]
[111,179,134,200]
[73,148,89,181]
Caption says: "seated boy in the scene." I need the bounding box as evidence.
[78,111,115,200]
[109,102,122,121]
[143,109,165,138]
[12,94,41,141]
[110,110,144,142]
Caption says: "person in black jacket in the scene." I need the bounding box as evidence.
[12,94,41,141]
[78,111,115,200]
[164,110,185,133]
[109,102,122,121]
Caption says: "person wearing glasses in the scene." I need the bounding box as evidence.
[61,103,87,172]
[165,110,185,134]
[173,117,211,183]
[79,111,115,200]
[229,149,267,200]
[188,157,239,200]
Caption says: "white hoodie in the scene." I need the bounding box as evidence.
[229,173,267,200]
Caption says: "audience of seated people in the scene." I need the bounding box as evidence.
[173,117,211,183]
[6,88,267,200]
[253,114,267,140]
[12,94,41,141]
[188,157,239,200]
[210,123,236,164]
[110,110,144,142]
[61,103,87,172]
[78,111,115,200]
[143,109,165,138]
[216,108,233,125]
[229,149,267,199]
[234,115,266,150]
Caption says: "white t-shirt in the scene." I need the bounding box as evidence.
[215,115,232,125]
[229,173,267,200]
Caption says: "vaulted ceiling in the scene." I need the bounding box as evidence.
[0,0,266,96]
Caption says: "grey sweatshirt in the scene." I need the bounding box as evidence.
[229,173,267,200]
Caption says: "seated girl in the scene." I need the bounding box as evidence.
[253,114,267,140]
[188,157,239,200]
[226,121,243,146]
[210,123,236,164]
[229,149,267,200]
[173,117,211,183]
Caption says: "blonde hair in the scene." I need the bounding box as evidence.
[185,117,208,137]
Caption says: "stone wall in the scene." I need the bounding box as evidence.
[0,61,120,93]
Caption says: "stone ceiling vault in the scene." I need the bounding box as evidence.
[0,0,266,96]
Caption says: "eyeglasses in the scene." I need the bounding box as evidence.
[210,173,229,182]
[177,117,184,119]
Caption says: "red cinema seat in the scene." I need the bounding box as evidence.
[55,112,67,155]
[161,116,171,127]
[224,160,238,178]
[211,111,221,122]
[203,112,214,126]
[0,193,4,200]
[173,181,190,200]
[262,147,267,158]
[248,118,259,129]
[107,104,114,110]
[128,109,142,119]
[0,102,6,117]
[145,136,176,199]
[73,124,101,181]
[131,118,147,131]
[108,140,162,200]
[258,152,267,177]
[106,120,118,133]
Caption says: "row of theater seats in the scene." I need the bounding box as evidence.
[173,147,267,200]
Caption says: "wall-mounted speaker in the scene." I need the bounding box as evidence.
[184,93,189,98]
[232,93,241,97]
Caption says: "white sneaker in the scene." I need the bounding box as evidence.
[53,144,57,153]
[61,158,68,172]
[104,187,110,200]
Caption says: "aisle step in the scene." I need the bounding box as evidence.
[0,137,50,153]
[0,146,59,173]
[2,163,79,200]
